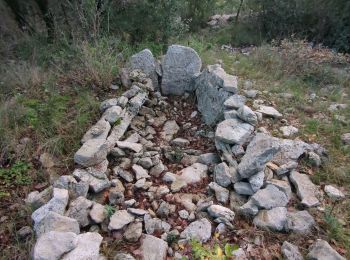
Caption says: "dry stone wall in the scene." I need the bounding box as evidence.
[26,45,346,260]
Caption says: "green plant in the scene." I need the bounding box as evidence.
[105,204,116,218]
[190,240,239,260]
[0,161,32,187]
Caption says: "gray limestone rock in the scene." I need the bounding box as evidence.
[286,210,315,234]
[81,119,111,144]
[234,182,255,196]
[124,222,143,242]
[253,207,287,231]
[215,119,254,145]
[198,153,221,165]
[248,171,265,192]
[162,45,201,95]
[73,169,110,193]
[74,139,109,167]
[257,105,282,118]
[214,162,234,187]
[307,239,345,260]
[89,203,106,224]
[251,184,289,209]
[180,218,212,242]
[65,196,93,227]
[140,234,168,260]
[53,175,89,199]
[289,171,320,207]
[237,105,258,126]
[108,210,135,230]
[281,241,303,260]
[208,182,229,204]
[324,185,345,200]
[224,95,246,109]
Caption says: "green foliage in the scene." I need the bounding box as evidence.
[105,205,116,218]
[0,161,32,187]
[324,207,350,247]
[190,240,239,260]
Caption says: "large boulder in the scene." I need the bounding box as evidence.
[161,45,201,95]
[129,49,159,89]
[195,64,237,125]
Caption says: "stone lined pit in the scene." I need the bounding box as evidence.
[26,45,346,260]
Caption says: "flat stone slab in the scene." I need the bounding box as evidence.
[289,171,320,207]
[140,234,168,260]
[253,207,287,231]
[257,105,282,118]
[215,119,254,145]
[108,210,135,230]
[74,138,108,167]
[251,184,289,209]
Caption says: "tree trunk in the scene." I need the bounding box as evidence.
[235,0,244,24]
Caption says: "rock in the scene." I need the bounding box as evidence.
[33,231,77,260]
[53,175,89,199]
[73,169,110,193]
[214,162,234,187]
[308,151,321,167]
[171,163,208,192]
[328,103,348,112]
[237,105,258,126]
[128,208,149,216]
[66,196,93,227]
[281,241,303,260]
[307,239,345,260]
[209,182,230,204]
[171,138,190,147]
[132,164,150,180]
[124,222,142,242]
[341,133,350,145]
[257,105,282,118]
[74,139,108,167]
[248,171,264,192]
[289,171,320,207]
[231,144,245,157]
[102,106,122,124]
[140,234,168,260]
[286,210,315,234]
[195,65,234,125]
[275,161,298,176]
[114,167,134,182]
[129,49,158,88]
[31,188,69,225]
[89,203,106,224]
[108,210,135,230]
[156,201,173,218]
[324,185,345,200]
[280,126,299,137]
[117,141,143,153]
[25,187,52,210]
[179,210,189,219]
[161,120,180,141]
[215,119,254,145]
[253,207,287,231]
[150,162,165,177]
[229,192,247,211]
[100,98,118,112]
[109,186,125,204]
[251,184,289,209]
[34,212,80,237]
[161,45,201,95]
[239,200,259,216]
[114,253,136,260]
[237,135,280,178]
[180,218,212,242]
[207,205,235,222]
[266,179,292,199]
[62,232,103,260]
[17,226,33,239]
[138,157,153,169]
[224,95,246,109]
[144,215,171,235]
[234,182,254,195]
[198,153,221,165]
[163,172,177,183]
[81,119,111,144]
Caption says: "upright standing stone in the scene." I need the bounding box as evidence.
[129,49,159,89]
[161,45,202,95]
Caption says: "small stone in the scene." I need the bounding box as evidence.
[62,232,103,260]
[280,126,299,137]
[161,120,180,141]
[224,95,246,109]
[138,157,153,169]
[281,241,303,260]
[39,153,56,168]
[17,226,33,239]
[253,207,287,231]
[275,161,298,176]
[150,162,165,177]
[239,200,259,216]
[89,203,106,224]
[237,105,258,125]
[251,185,289,209]
[114,253,136,260]
[25,187,52,210]
[257,105,282,118]
[33,231,77,260]
[234,182,255,195]
[140,234,168,260]
[163,172,177,183]
[324,185,345,200]
[341,133,350,145]
[144,215,171,235]
[308,151,321,167]
[180,218,212,242]
[74,139,108,167]
[108,210,135,230]
[124,222,142,242]
[307,239,345,260]
[102,106,122,124]
[179,210,189,219]
[171,138,190,147]
[128,208,149,216]
[208,182,230,204]
[289,171,320,207]
[231,145,245,157]
[132,164,150,180]
[198,153,221,165]
[214,162,234,187]
[286,211,315,234]
[207,205,235,222]
[244,89,258,98]
[66,196,93,227]
[124,199,136,207]
[215,119,254,145]
[248,171,264,192]
[117,141,143,153]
